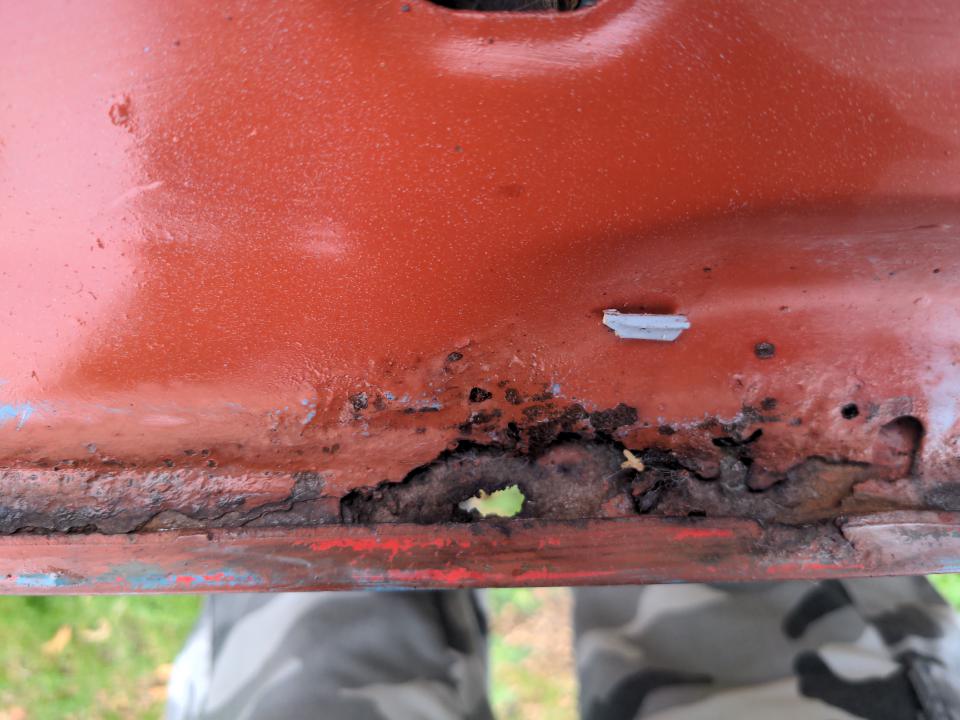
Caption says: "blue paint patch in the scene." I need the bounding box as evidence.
[16,573,78,589]
[0,403,34,430]
[384,391,395,401]
[116,573,173,591]
[551,383,562,396]
[301,410,317,425]
[104,564,263,590]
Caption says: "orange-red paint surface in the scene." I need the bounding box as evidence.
[2,0,960,590]
[0,513,957,593]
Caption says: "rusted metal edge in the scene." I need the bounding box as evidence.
[2,511,958,594]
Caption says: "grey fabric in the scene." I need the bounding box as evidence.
[167,590,491,720]
[574,578,960,720]
[168,578,960,719]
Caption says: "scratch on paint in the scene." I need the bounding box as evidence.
[301,398,318,426]
[14,573,77,589]
[303,535,462,562]
[10,567,260,591]
[86,562,263,590]
[380,566,625,586]
[109,180,164,208]
[95,403,132,415]
[116,567,261,590]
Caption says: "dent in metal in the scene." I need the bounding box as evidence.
[602,310,690,341]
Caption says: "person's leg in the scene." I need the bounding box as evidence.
[166,590,492,720]
[574,577,960,720]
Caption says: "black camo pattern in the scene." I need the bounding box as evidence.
[168,578,960,719]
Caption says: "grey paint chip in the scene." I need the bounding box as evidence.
[602,310,690,341]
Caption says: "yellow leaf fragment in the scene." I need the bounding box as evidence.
[79,618,112,643]
[41,625,72,656]
[620,449,645,473]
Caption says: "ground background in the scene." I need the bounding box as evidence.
[0,578,956,719]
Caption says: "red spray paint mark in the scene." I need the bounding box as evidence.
[304,535,466,560]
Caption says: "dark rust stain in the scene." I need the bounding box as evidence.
[469,387,493,403]
[340,440,635,524]
[0,397,941,536]
[588,403,639,435]
[0,469,335,535]
[504,388,523,405]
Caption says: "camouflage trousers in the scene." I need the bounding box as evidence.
[166,577,960,719]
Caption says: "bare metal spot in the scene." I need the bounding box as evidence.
[602,310,690,341]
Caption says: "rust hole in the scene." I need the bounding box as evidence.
[873,415,923,475]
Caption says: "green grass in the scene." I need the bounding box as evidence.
[489,585,544,616]
[0,595,201,720]
[487,588,576,720]
[929,574,960,608]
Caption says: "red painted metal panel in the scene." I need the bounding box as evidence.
[4,513,960,594]
[2,0,960,590]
